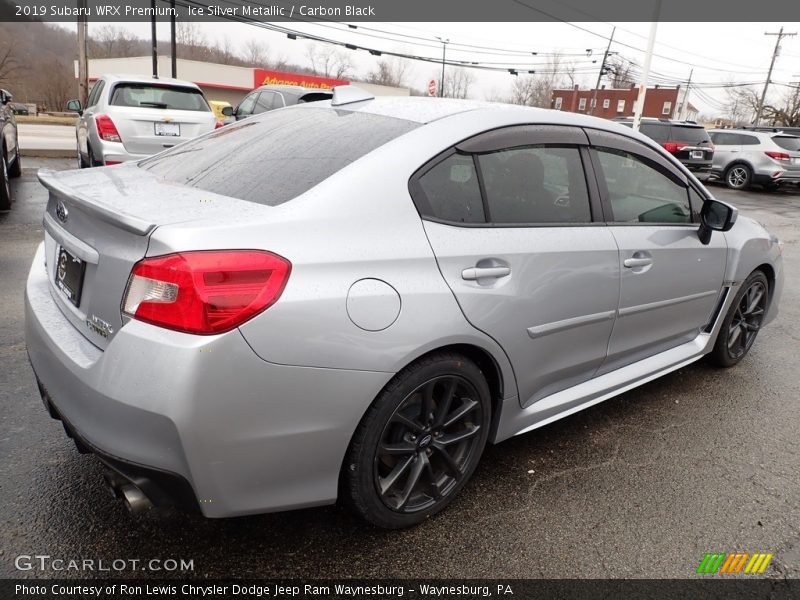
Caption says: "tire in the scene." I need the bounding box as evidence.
[342,352,491,528]
[707,271,769,368]
[724,163,752,190]
[0,149,11,211]
[8,148,21,178]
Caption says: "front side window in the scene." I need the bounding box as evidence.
[110,83,210,111]
[478,146,591,224]
[236,93,258,117]
[596,148,691,224]
[87,80,104,107]
[254,92,276,114]
[417,153,485,223]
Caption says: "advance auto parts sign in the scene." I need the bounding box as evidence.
[254,69,348,90]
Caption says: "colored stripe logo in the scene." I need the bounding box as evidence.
[697,552,773,574]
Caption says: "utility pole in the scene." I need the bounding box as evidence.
[170,0,177,78]
[632,0,662,132]
[150,0,158,78]
[76,0,88,108]
[436,37,449,98]
[589,26,615,116]
[755,27,796,124]
[677,68,693,120]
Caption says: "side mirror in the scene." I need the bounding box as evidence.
[698,199,738,245]
[0,91,9,105]
[66,99,82,115]
[221,106,233,117]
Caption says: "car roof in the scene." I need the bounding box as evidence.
[256,85,334,95]
[98,74,202,90]
[709,128,798,137]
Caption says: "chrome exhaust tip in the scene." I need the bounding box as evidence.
[120,484,154,514]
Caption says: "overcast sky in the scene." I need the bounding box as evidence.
[76,20,800,116]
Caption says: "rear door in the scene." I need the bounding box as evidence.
[586,128,727,372]
[708,131,742,174]
[412,125,620,407]
[106,82,214,154]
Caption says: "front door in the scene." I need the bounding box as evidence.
[411,125,620,407]
[587,130,727,372]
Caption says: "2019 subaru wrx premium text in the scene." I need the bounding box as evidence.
[25,87,783,529]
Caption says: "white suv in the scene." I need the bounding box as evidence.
[707,128,800,190]
[67,75,218,167]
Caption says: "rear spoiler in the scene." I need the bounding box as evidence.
[38,169,157,236]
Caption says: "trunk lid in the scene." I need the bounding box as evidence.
[39,164,265,349]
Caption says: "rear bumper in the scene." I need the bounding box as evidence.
[25,243,393,517]
[93,139,149,164]
[753,170,800,184]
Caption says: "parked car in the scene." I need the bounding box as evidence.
[27,89,783,528]
[742,125,800,137]
[222,84,334,122]
[707,128,800,190]
[0,88,22,211]
[66,75,219,168]
[11,102,29,116]
[208,99,231,123]
[615,117,714,175]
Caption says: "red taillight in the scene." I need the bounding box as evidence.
[95,114,122,143]
[662,141,683,153]
[215,121,224,129]
[122,250,291,335]
[765,151,791,162]
[104,160,122,166]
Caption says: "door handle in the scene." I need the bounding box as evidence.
[461,266,511,281]
[623,257,653,268]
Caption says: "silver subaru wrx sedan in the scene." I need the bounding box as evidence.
[25,87,783,529]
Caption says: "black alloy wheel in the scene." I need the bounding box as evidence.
[708,271,769,367]
[343,353,491,528]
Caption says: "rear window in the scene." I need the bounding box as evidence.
[110,83,210,112]
[669,125,711,144]
[638,123,670,142]
[139,107,418,206]
[773,136,800,152]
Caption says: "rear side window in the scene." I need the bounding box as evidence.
[740,134,760,145]
[140,107,418,206]
[773,136,800,151]
[478,146,591,223]
[417,154,485,223]
[110,83,210,112]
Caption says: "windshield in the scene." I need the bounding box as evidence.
[139,107,419,206]
[772,136,800,152]
[110,83,210,112]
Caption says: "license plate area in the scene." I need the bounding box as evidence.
[154,122,180,137]
[691,150,704,159]
[55,246,86,307]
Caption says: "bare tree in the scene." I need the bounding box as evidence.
[242,38,270,66]
[367,57,410,88]
[605,56,636,89]
[760,85,800,126]
[89,25,139,58]
[306,43,352,80]
[724,84,760,125]
[176,22,209,60]
[439,67,475,99]
[504,53,575,108]
[0,43,17,84]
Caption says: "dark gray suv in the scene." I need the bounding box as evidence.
[0,88,22,210]
[616,118,714,174]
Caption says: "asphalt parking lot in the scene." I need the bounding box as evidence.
[1,159,798,579]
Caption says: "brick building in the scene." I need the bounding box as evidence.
[551,84,697,121]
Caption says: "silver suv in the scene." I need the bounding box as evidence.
[707,128,800,190]
[67,75,218,167]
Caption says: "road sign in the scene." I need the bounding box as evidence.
[428,79,437,97]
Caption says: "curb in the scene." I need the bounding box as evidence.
[20,148,75,159]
